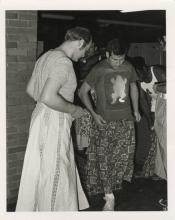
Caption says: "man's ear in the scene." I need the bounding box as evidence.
[78,39,85,49]
[106,51,110,58]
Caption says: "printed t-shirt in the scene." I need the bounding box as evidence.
[85,59,138,121]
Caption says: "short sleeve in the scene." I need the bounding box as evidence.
[85,65,99,88]
[48,57,71,85]
[130,64,138,82]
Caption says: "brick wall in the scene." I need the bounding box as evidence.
[6,11,37,207]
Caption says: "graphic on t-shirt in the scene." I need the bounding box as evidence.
[111,75,127,104]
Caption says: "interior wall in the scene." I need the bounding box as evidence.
[128,42,166,166]
[6,10,38,206]
[128,42,166,66]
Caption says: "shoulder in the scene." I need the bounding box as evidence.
[152,65,166,78]
[46,50,73,68]
[91,59,108,71]
[124,60,134,69]
[120,61,136,74]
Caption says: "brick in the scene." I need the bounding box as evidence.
[8,161,18,169]
[6,34,27,42]
[6,110,29,121]
[7,97,33,107]
[18,41,37,49]
[16,160,24,168]
[7,97,22,106]
[8,147,26,154]
[17,121,31,133]
[7,138,19,148]
[7,168,17,176]
[7,104,34,113]
[10,188,19,196]
[16,151,25,160]
[18,10,37,15]
[6,27,37,35]
[7,127,18,134]
[17,55,36,62]
[6,82,26,91]
[7,33,37,42]
[7,48,28,56]
[18,67,34,76]
[7,181,19,189]
[6,12,18,19]
[6,42,17,48]
[18,13,37,20]
[6,56,18,62]
[17,63,29,72]
[7,156,24,167]
[28,20,37,28]
[27,48,37,57]
[6,63,19,72]
[7,118,30,129]
[6,110,31,121]
[8,174,21,182]
[7,105,24,114]
[7,196,18,205]
[7,133,18,142]
[6,74,29,85]
[7,91,25,99]
[7,140,23,150]
[8,153,18,161]
[18,133,28,144]
[6,20,29,28]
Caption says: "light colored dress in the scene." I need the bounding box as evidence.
[154,93,167,180]
[16,50,89,211]
[140,66,158,112]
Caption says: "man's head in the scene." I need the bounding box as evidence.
[106,38,127,67]
[158,35,166,51]
[65,26,92,61]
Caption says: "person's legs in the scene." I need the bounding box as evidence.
[103,193,115,211]
[103,120,135,211]
[95,123,115,210]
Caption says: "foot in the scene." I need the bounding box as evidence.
[159,198,167,210]
[103,195,115,211]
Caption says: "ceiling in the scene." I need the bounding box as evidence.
[38,10,166,49]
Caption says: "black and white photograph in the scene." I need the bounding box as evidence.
[0,0,175,219]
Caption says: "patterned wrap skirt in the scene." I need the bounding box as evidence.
[142,130,157,177]
[79,119,135,196]
[74,109,92,150]
[16,103,89,211]
[74,89,96,150]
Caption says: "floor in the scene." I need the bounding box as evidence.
[76,151,167,212]
[7,176,167,212]
[7,154,167,212]
[83,177,167,211]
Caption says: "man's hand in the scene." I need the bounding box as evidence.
[93,113,106,126]
[71,106,85,119]
[134,111,141,122]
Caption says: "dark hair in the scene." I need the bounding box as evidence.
[65,26,92,48]
[106,38,127,55]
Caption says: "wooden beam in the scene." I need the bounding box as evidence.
[96,18,163,29]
